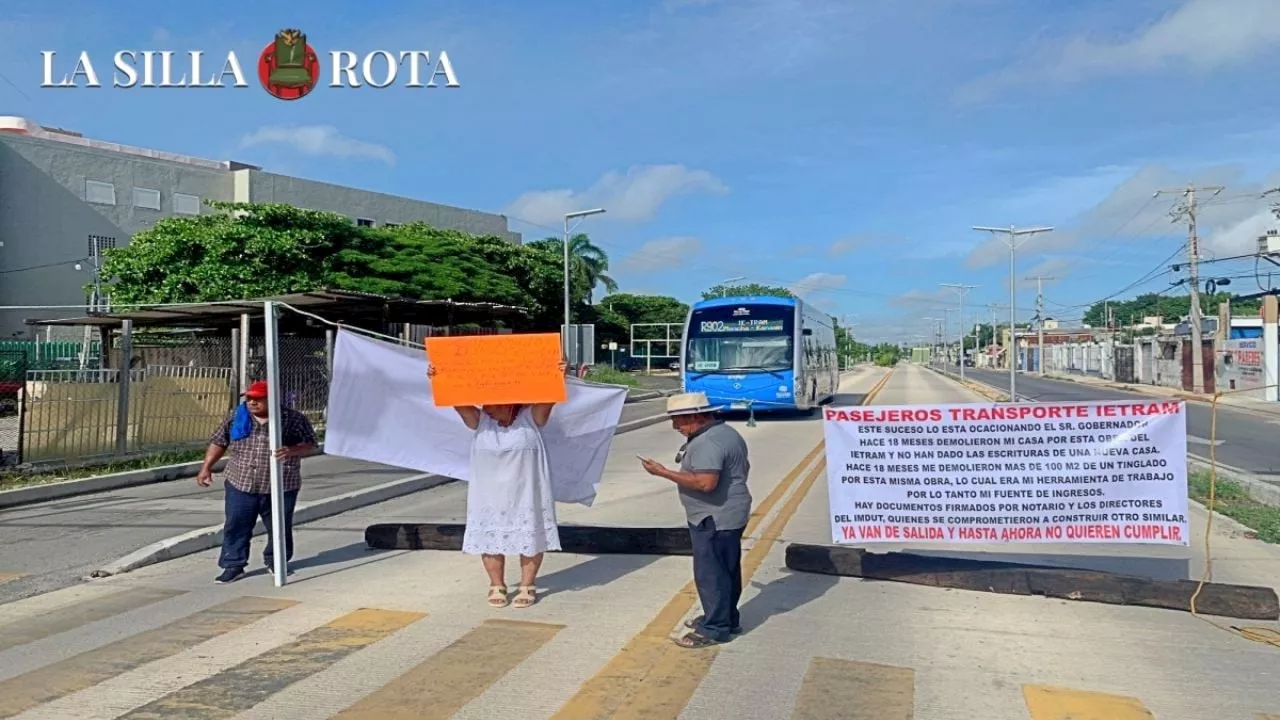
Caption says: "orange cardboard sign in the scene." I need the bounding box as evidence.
[425,333,567,407]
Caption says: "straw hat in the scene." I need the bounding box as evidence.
[665,391,724,416]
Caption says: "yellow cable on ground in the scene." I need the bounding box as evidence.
[1188,387,1280,648]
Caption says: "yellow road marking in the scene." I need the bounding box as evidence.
[333,619,564,720]
[1023,684,1155,719]
[0,586,183,653]
[552,368,894,720]
[790,657,914,719]
[0,596,296,719]
[119,607,423,719]
[0,573,22,584]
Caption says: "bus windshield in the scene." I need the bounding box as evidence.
[686,305,794,373]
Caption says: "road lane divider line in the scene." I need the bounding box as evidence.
[121,607,425,720]
[550,368,894,720]
[0,595,297,719]
[789,657,915,719]
[333,619,564,720]
[1023,684,1154,719]
[0,586,184,653]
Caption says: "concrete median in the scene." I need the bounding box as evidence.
[785,542,1280,620]
[365,523,694,555]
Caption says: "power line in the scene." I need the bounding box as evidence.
[0,258,84,275]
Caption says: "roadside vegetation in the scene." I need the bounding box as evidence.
[1188,470,1280,544]
[0,449,206,492]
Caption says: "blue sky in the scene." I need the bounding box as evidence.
[5,0,1280,343]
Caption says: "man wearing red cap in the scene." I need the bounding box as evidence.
[197,380,317,583]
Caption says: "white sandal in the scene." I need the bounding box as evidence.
[512,586,537,608]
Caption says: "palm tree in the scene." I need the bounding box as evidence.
[533,233,618,303]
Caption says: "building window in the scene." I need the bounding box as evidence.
[85,180,116,205]
[173,193,200,215]
[132,187,161,210]
[355,218,375,227]
[88,235,116,257]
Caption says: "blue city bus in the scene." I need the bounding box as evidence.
[680,296,839,413]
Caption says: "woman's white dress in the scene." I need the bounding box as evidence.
[462,407,561,556]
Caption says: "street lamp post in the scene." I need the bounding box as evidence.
[563,208,606,363]
[973,225,1053,401]
[719,276,746,296]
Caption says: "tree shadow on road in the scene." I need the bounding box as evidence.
[736,566,839,635]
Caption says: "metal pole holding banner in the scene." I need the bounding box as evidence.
[238,313,250,394]
[262,301,288,587]
[114,320,133,455]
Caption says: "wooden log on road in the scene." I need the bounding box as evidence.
[785,542,1280,621]
[366,523,694,555]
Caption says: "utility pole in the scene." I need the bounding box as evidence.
[1156,185,1222,393]
[973,225,1054,401]
[941,283,977,381]
[987,303,1000,369]
[1107,302,1117,380]
[939,308,952,367]
[1026,275,1054,376]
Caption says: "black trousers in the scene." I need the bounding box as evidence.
[688,516,744,641]
[218,484,298,570]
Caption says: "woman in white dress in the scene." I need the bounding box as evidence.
[427,364,564,608]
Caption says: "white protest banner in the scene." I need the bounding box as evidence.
[323,329,627,506]
[823,400,1189,546]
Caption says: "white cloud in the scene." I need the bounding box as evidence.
[1203,208,1276,256]
[788,272,847,299]
[619,236,704,271]
[965,163,1273,269]
[1009,257,1074,291]
[957,0,1280,103]
[890,288,955,309]
[239,125,396,165]
[504,165,728,228]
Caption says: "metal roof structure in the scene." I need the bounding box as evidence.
[25,289,530,329]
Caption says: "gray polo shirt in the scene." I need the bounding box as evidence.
[677,420,751,530]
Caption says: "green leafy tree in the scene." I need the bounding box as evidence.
[592,293,690,345]
[98,203,595,330]
[1081,291,1260,328]
[528,234,618,303]
[100,202,369,304]
[701,283,794,300]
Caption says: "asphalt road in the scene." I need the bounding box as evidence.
[936,364,1280,479]
[0,397,669,604]
[3,365,1276,718]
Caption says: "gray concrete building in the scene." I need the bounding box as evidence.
[0,116,520,337]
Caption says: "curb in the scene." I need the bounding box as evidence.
[0,447,325,511]
[93,473,451,577]
[92,411,672,578]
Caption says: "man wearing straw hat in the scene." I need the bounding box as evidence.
[639,391,751,648]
